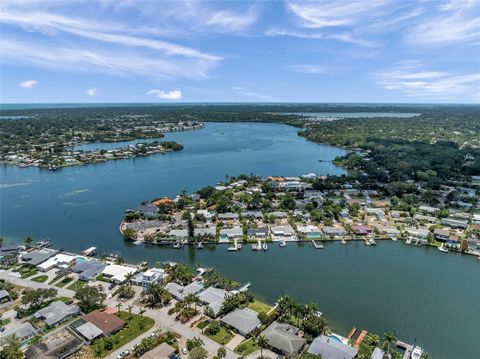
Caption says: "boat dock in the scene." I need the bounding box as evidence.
[347,327,357,340]
[355,330,368,346]
[311,240,324,249]
[396,340,414,359]
[238,282,251,292]
[228,239,242,251]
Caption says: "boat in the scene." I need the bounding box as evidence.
[369,239,377,245]
[262,243,268,251]
[438,244,449,253]
[251,244,257,251]
[411,346,423,359]
[391,237,398,241]
[237,243,242,250]
[197,242,204,249]
[279,240,286,247]
[341,239,346,244]
[405,237,412,245]
[228,246,238,251]
[172,242,181,249]
[477,255,480,261]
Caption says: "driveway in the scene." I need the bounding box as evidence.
[0,270,75,298]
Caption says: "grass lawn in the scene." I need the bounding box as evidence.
[205,325,233,345]
[235,338,259,356]
[248,299,272,314]
[93,311,155,358]
[196,319,210,330]
[55,276,74,288]
[96,274,111,283]
[67,280,86,291]
[15,266,38,278]
[31,275,48,283]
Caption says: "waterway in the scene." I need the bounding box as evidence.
[0,121,478,358]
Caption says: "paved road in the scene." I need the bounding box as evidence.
[0,270,75,297]
[105,297,238,359]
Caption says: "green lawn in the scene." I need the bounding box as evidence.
[67,280,86,291]
[196,319,210,330]
[205,325,233,345]
[235,338,259,356]
[248,299,272,314]
[93,311,155,358]
[55,276,74,288]
[31,275,48,283]
[96,274,111,283]
[15,266,38,278]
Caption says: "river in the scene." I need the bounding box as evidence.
[0,122,478,358]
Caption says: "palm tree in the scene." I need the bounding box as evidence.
[116,303,123,313]
[139,307,146,317]
[24,237,33,248]
[127,305,133,320]
[257,335,269,359]
[124,272,135,285]
[383,331,397,355]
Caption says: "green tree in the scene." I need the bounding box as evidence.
[0,335,22,359]
[188,346,208,359]
[257,335,269,359]
[186,337,204,351]
[22,288,57,311]
[74,285,106,313]
[217,347,227,359]
[24,236,33,248]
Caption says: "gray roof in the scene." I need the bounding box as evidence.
[247,228,268,236]
[262,321,306,354]
[0,322,38,343]
[241,211,263,218]
[0,290,10,300]
[218,213,239,219]
[221,308,260,335]
[71,260,106,280]
[308,335,358,359]
[21,249,58,266]
[371,347,385,359]
[76,321,103,341]
[165,281,203,301]
[198,287,227,316]
[35,301,80,327]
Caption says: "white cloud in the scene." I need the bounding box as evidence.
[232,86,276,102]
[289,64,327,74]
[406,0,480,46]
[19,80,38,88]
[147,89,182,100]
[86,87,97,96]
[374,63,480,101]
[205,8,258,31]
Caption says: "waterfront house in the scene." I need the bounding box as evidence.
[308,335,358,359]
[219,227,243,242]
[220,308,260,336]
[0,322,40,346]
[132,268,167,287]
[270,225,296,241]
[21,249,58,267]
[37,253,78,272]
[71,260,106,281]
[297,225,321,239]
[165,281,204,301]
[262,321,306,354]
[371,347,386,359]
[321,226,347,238]
[194,227,216,238]
[101,264,137,284]
[34,301,80,328]
[405,228,430,239]
[441,218,468,229]
[247,228,269,240]
[351,225,373,236]
[136,203,158,217]
[197,287,227,317]
[168,229,188,240]
[434,228,451,241]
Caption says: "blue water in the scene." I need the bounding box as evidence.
[0,122,346,251]
[278,112,420,118]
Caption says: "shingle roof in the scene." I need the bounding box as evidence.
[21,249,58,266]
[308,335,358,359]
[76,322,103,341]
[35,301,80,327]
[198,287,227,316]
[221,308,260,335]
[0,322,38,343]
[83,310,125,335]
[262,321,305,354]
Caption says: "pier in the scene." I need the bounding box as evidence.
[396,340,414,359]
[311,240,324,249]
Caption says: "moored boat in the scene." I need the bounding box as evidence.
[411,346,423,359]
[438,244,449,253]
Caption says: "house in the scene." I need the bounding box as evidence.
[198,287,227,317]
[21,249,58,267]
[441,218,468,229]
[270,225,296,241]
[262,321,306,354]
[219,227,243,242]
[322,226,347,238]
[196,209,215,222]
[76,310,125,337]
[132,268,167,287]
[217,213,239,221]
[24,328,83,359]
[221,308,260,336]
[414,214,437,224]
[0,290,12,304]
[308,335,358,359]
[165,281,204,301]
[371,347,385,359]
[101,264,137,284]
[434,228,451,241]
[247,228,269,240]
[351,225,373,236]
[34,301,80,328]
[141,342,176,359]
[241,211,263,219]
[37,253,78,272]
[297,225,321,239]
[271,211,288,219]
[418,205,440,215]
[0,322,40,346]
[405,228,430,239]
[71,261,106,281]
[136,203,158,217]
[365,208,385,219]
[168,229,189,239]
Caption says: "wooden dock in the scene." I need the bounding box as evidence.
[355,330,368,346]
[347,327,357,340]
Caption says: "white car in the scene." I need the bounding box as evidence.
[182,348,188,355]
[117,350,130,359]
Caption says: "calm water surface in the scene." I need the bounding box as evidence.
[0,122,478,359]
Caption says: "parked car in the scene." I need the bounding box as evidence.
[182,348,188,355]
[117,350,130,359]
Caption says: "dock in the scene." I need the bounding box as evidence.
[347,327,357,340]
[355,330,368,346]
[311,240,324,249]
[396,340,414,359]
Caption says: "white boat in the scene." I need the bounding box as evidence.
[262,243,268,251]
[341,239,346,244]
[228,246,238,251]
[279,240,286,247]
[251,244,257,251]
[391,237,398,241]
[172,242,181,249]
[197,242,204,249]
[438,244,449,253]
[411,346,423,359]
[405,237,412,245]
[82,246,97,256]
[369,239,377,245]
[237,243,242,250]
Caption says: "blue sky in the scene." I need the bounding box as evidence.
[1,0,479,103]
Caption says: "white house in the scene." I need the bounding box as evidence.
[101,264,137,284]
[37,253,78,272]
